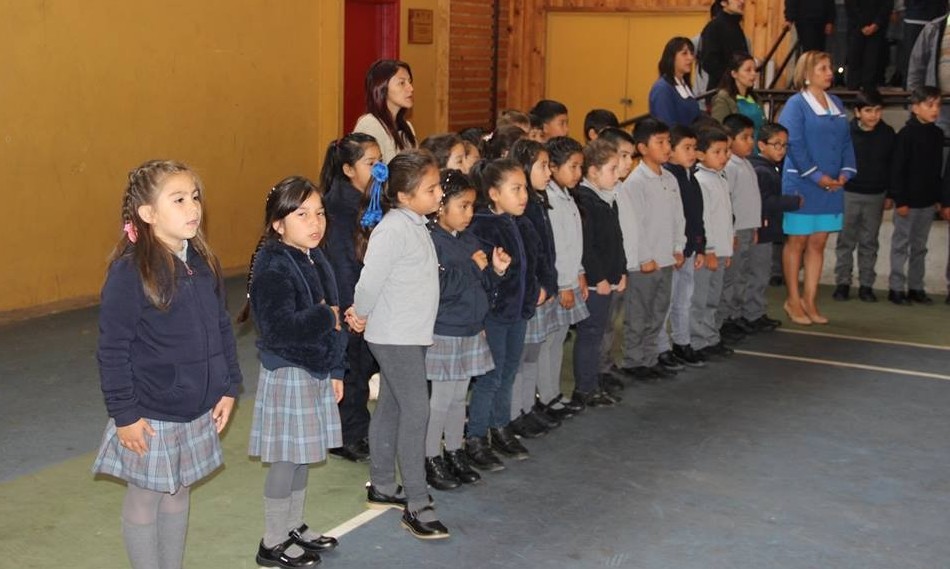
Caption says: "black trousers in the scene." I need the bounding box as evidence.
[796,20,828,53]
[339,331,377,444]
[847,29,885,90]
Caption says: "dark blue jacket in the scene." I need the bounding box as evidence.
[573,186,626,285]
[663,163,707,258]
[521,194,558,297]
[429,224,500,336]
[323,177,363,310]
[469,210,541,323]
[749,155,802,243]
[648,78,701,128]
[97,245,243,428]
[891,115,944,208]
[846,118,896,195]
[250,240,348,379]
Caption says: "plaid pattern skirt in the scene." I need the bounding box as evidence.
[91,411,222,493]
[425,333,495,381]
[248,365,342,464]
[524,299,560,344]
[554,285,590,327]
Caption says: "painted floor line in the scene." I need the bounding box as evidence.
[735,349,950,381]
[325,507,392,538]
[776,328,950,351]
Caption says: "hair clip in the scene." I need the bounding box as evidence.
[123,221,138,243]
[360,162,389,229]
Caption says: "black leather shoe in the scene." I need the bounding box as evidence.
[731,318,757,335]
[908,289,933,305]
[590,388,619,407]
[888,290,912,305]
[556,394,585,413]
[444,449,481,484]
[539,399,575,421]
[619,365,660,382]
[465,436,505,472]
[657,351,685,371]
[489,427,529,460]
[672,344,706,367]
[328,440,369,463]
[526,407,561,430]
[425,455,461,491]
[857,286,877,302]
[366,484,407,510]
[289,525,338,553]
[832,284,850,301]
[508,413,547,439]
[746,316,778,332]
[401,506,450,540]
[719,324,746,344]
[600,372,626,392]
[256,538,321,568]
[707,342,735,357]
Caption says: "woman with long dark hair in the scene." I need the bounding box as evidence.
[648,37,702,128]
[354,59,418,163]
[710,52,766,143]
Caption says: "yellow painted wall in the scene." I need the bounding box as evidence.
[400,0,450,139]
[0,0,343,314]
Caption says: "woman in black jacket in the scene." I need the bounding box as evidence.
[699,0,750,92]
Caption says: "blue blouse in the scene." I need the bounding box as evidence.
[648,77,701,128]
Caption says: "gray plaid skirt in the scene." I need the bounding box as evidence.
[525,298,560,344]
[554,285,590,326]
[425,333,495,381]
[91,411,222,493]
[248,365,342,464]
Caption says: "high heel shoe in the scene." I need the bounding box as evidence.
[783,301,812,326]
[799,300,828,324]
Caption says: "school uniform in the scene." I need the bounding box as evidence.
[247,240,347,464]
[720,153,764,326]
[692,164,735,350]
[573,183,626,394]
[833,119,896,289]
[648,77,702,128]
[616,162,686,369]
[93,244,243,493]
[889,115,944,292]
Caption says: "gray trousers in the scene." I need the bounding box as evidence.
[834,192,885,287]
[426,379,470,456]
[536,324,570,404]
[621,267,673,368]
[743,242,773,320]
[656,259,695,352]
[599,290,625,372]
[691,264,726,350]
[718,228,755,323]
[889,207,935,291]
[367,343,429,504]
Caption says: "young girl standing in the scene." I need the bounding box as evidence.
[347,150,449,540]
[424,169,510,490]
[241,176,347,569]
[321,133,384,464]
[93,160,242,569]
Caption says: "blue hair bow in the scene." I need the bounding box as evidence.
[360,161,389,229]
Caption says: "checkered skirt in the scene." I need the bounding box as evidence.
[553,285,590,326]
[425,333,495,381]
[91,411,222,493]
[524,299,560,344]
[248,365,342,464]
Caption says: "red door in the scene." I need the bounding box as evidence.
[344,0,400,133]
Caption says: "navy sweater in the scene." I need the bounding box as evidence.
[97,246,243,428]
[429,224,500,337]
[891,115,944,208]
[749,155,803,243]
[323,177,363,310]
[573,186,626,285]
[846,119,896,195]
[469,210,541,323]
[663,163,707,258]
[521,194,558,297]
[250,240,348,379]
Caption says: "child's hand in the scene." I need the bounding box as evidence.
[941,207,950,221]
[617,274,627,293]
[492,246,511,274]
[577,274,589,301]
[694,253,705,270]
[212,396,235,433]
[883,198,894,210]
[331,379,344,403]
[724,256,732,268]
[344,307,366,333]
[896,205,910,217]
[537,288,548,306]
[330,306,341,331]
[673,252,685,269]
[595,280,611,295]
[706,253,719,271]
[559,289,576,309]
[117,418,156,457]
[640,260,658,273]
[471,250,489,271]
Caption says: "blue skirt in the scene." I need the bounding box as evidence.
[783,212,843,235]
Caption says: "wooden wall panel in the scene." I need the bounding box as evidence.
[448,0,511,131]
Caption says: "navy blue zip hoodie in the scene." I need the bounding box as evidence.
[429,223,502,336]
[521,193,558,297]
[573,185,626,285]
[323,177,363,310]
[468,210,541,323]
[749,154,802,243]
[663,163,707,258]
[97,244,243,428]
[250,239,348,379]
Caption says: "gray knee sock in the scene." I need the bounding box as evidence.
[263,462,306,557]
[407,500,437,523]
[122,484,163,569]
[156,487,189,569]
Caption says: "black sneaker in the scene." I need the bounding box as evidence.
[425,455,461,491]
[701,342,734,358]
[888,290,912,305]
[672,343,706,367]
[832,284,850,301]
[508,413,547,439]
[719,323,746,344]
[657,351,685,371]
[444,449,481,484]
[464,436,505,472]
[489,426,529,460]
[908,289,933,305]
[599,372,626,393]
[748,316,779,332]
[731,318,757,335]
[857,286,877,302]
[525,407,560,430]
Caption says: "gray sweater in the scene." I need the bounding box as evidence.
[546,181,585,289]
[724,154,763,231]
[694,164,735,257]
[616,162,687,271]
[353,207,439,345]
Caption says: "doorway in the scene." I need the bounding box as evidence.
[344,0,400,132]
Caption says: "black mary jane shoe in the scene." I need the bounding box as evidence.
[256,538,321,568]
[401,506,450,540]
[365,483,408,510]
[289,524,338,553]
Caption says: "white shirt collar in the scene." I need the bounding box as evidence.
[802,90,841,116]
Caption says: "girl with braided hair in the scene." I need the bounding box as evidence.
[239,176,347,569]
[92,159,242,569]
